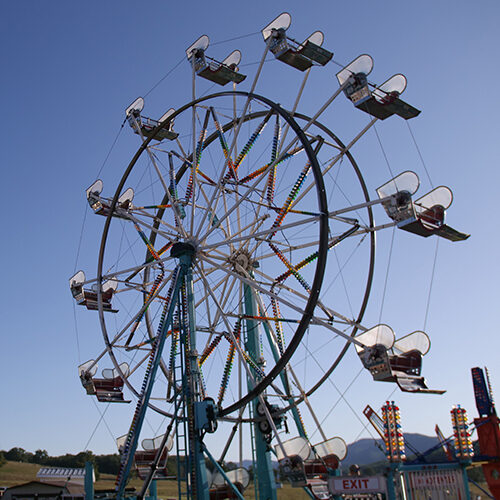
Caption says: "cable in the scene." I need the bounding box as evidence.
[333,247,355,319]
[300,340,380,444]
[96,119,127,179]
[211,31,261,47]
[144,56,186,98]
[312,366,379,443]
[331,58,346,69]
[72,302,82,364]
[373,123,395,179]
[378,225,396,324]
[406,121,433,187]
[83,400,116,451]
[73,206,89,273]
[239,57,277,68]
[423,237,440,331]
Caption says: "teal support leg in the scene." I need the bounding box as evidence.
[115,267,184,499]
[84,461,94,500]
[179,249,209,500]
[331,469,342,500]
[244,283,277,500]
[461,462,472,500]
[386,464,398,500]
[116,241,211,500]
[147,480,157,500]
[202,444,246,500]
[260,319,306,438]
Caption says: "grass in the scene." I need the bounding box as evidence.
[94,473,309,499]
[1,461,492,499]
[0,462,308,499]
[0,461,40,486]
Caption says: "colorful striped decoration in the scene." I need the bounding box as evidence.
[266,114,281,203]
[268,241,311,292]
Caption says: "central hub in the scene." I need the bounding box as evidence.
[170,241,197,259]
[228,249,257,275]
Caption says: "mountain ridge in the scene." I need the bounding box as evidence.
[343,433,441,466]
[232,433,442,469]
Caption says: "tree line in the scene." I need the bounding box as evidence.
[0,448,121,477]
[0,448,240,480]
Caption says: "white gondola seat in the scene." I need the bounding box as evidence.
[377,172,470,242]
[262,13,332,71]
[125,97,178,141]
[78,361,131,403]
[277,436,346,497]
[355,326,445,394]
[304,437,346,479]
[195,52,246,86]
[337,55,420,120]
[356,74,420,121]
[136,113,179,142]
[209,468,250,499]
[186,36,246,86]
[399,187,470,241]
[267,29,332,71]
[69,270,119,313]
[86,180,134,220]
[275,437,311,487]
[69,270,118,313]
[134,434,174,480]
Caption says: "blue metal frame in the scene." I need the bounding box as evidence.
[202,444,246,500]
[260,319,307,438]
[116,267,184,499]
[181,252,209,500]
[84,461,94,500]
[115,246,212,500]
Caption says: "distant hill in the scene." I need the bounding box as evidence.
[343,433,442,466]
[234,433,442,469]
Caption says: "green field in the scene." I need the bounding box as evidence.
[0,461,41,485]
[0,461,492,499]
[0,462,308,499]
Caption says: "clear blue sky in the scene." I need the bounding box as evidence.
[1,0,499,462]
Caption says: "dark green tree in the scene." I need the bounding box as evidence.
[5,447,30,462]
[32,449,49,464]
[95,454,121,475]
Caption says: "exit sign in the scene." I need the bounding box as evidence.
[329,476,387,494]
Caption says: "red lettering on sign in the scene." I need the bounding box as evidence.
[331,476,384,493]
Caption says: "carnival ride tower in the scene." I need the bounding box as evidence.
[472,367,500,498]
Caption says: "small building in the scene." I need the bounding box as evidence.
[1,480,84,500]
[36,468,93,488]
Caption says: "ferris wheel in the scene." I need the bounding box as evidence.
[70,12,469,500]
